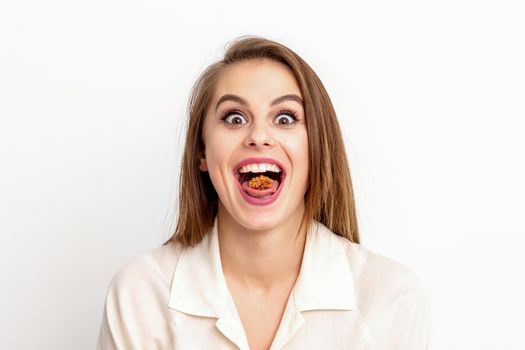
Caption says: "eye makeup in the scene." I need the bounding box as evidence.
[219,108,301,128]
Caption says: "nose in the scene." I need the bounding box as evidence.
[243,119,275,149]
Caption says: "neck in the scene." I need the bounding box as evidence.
[217,203,307,292]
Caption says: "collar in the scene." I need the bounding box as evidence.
[168,217,357,317]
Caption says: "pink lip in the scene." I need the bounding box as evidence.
[232,157,287,206]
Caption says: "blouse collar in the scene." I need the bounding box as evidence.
[168,217,357,317]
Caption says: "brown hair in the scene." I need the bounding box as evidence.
[164,35,360,247]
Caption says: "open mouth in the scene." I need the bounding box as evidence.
[237,170,282,194]
[233,161,286,205]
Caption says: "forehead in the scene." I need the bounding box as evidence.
[212,59,302,102]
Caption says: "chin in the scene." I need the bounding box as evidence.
[235,212,286,232]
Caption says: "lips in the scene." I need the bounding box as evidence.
[232,157,287,205]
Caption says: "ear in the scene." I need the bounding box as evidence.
[199,152,208,171]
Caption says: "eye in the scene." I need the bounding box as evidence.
[274,109,299,126]
[221,110,248,126]
[220,108,301,127]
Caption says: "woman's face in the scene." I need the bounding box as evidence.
[200,58,309,231]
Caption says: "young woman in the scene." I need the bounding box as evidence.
[96,36,430,350]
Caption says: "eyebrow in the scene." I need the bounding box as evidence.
[214,93,304,112]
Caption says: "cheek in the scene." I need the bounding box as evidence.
[203,131,236,175]
[282,131,309,174]
[294,130,309,161]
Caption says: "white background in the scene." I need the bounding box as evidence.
[1,1,524,349]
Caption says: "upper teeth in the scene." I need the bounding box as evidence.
[239,163,281,173]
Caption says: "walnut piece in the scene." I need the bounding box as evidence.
[248,175,273,190]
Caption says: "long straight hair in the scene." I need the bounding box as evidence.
[164,36,360,247]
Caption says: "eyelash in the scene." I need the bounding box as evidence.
[219,108,300,128]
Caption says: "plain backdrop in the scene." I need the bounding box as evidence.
[1,1,524,349]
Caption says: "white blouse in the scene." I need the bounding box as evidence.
[96,218,430,349]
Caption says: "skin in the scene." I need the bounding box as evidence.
[199,58,309,349]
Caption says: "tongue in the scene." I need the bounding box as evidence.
[241,179,280,198]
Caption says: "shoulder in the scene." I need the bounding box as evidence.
[330,232,431,347]
[315,221,425,295]
[108,242,184,295]
[97,243,184,349]
[329,230,428,304]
